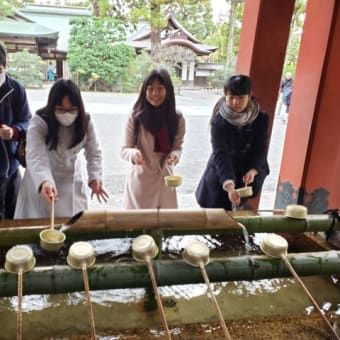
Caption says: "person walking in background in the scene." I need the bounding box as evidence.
[14,79,108,218]
[121,68,185,209]
[280,71,293,113]
[0,42,32,219]
[195,74,270,211]
[47,62,56,82]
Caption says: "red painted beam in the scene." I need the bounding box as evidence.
[276,0,338,213]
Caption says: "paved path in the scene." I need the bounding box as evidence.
[26,86,287,210]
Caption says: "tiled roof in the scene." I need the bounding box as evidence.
[0,21,58,38]
[127,13,217,56]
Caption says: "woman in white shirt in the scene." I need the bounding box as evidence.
[15,79,108,218]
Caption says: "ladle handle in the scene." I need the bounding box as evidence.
[17,267,23,340]
[232,203,239,211]
[256,209,285,213]
[199,262,232,340]
[281,255,340,340]
[50,197,55,230]
[82,263,96,340]
[145,258,172,340]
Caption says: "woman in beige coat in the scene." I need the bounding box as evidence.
[121,68,185,209]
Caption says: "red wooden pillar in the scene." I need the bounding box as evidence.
[237,0,295,131]
[275,0,338,213]
[236,0,295,208]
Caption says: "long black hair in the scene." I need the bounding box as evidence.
[132,68,179,147]
[36,79,88,150]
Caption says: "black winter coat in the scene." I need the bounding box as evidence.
[195,110,270,210]
[0,75,31,178]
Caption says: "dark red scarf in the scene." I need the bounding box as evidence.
[153,127,171,154]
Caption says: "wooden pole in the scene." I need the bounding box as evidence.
[146,258,172,340]
[82,263,96,340]
[199,262,232,340]
[281,255,340,340]
[16,267,23,340]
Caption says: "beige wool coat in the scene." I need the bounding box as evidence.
[121,112,185,209]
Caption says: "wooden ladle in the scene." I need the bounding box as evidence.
[39,197,65,252]
[236,184,253,198]
[164,160,182,188]
[183,241,232,340]
[5,245,36,340]
[132,234,172,340]
[67,241,97,340]
[260,234,340,340]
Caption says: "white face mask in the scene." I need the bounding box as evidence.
[0,71,6,87]
[55,112,78,127]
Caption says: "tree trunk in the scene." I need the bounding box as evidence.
[150,1,162,61]
[225,0,241,73]
[92,0,100,17]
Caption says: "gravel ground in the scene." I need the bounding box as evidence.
[48,313,339,339]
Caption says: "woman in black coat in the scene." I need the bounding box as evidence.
[195,74,270,210]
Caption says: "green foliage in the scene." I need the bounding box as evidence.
[284,0,307,73]
[208,68,227,89]
[134,51,157,83]
[98,0,113,16]
[130,51,180,92]
[7,50,43,88]
[204,23,228,62]
[205,0,244,63]
[0,0,13,18]
[67,17,135,91]
[163,0,214,41]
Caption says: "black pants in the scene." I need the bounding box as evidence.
[283,94,291,113]
[0,170,21,219]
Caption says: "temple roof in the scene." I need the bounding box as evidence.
[0,10,59,50]
[127,13,218,56]
[0,21,58,40]
[0,5,91,53]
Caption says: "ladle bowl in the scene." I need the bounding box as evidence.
[164,175,182,187]
[132,234,158,261]
[236,185,253,198]
[5,245,36,274]
[259,234,288,258]
[67,241,96,269]
[183,241,210,266]
[40,229,66,252]
[285,204,308,219]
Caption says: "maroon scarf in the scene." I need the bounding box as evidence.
[154,127,171,154]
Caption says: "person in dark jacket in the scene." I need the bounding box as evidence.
[0,42,32,219]
[280,72,293,113]
[195,74,270,211]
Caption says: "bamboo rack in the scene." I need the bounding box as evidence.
[0,209,338,247]
[0,251,339,297]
